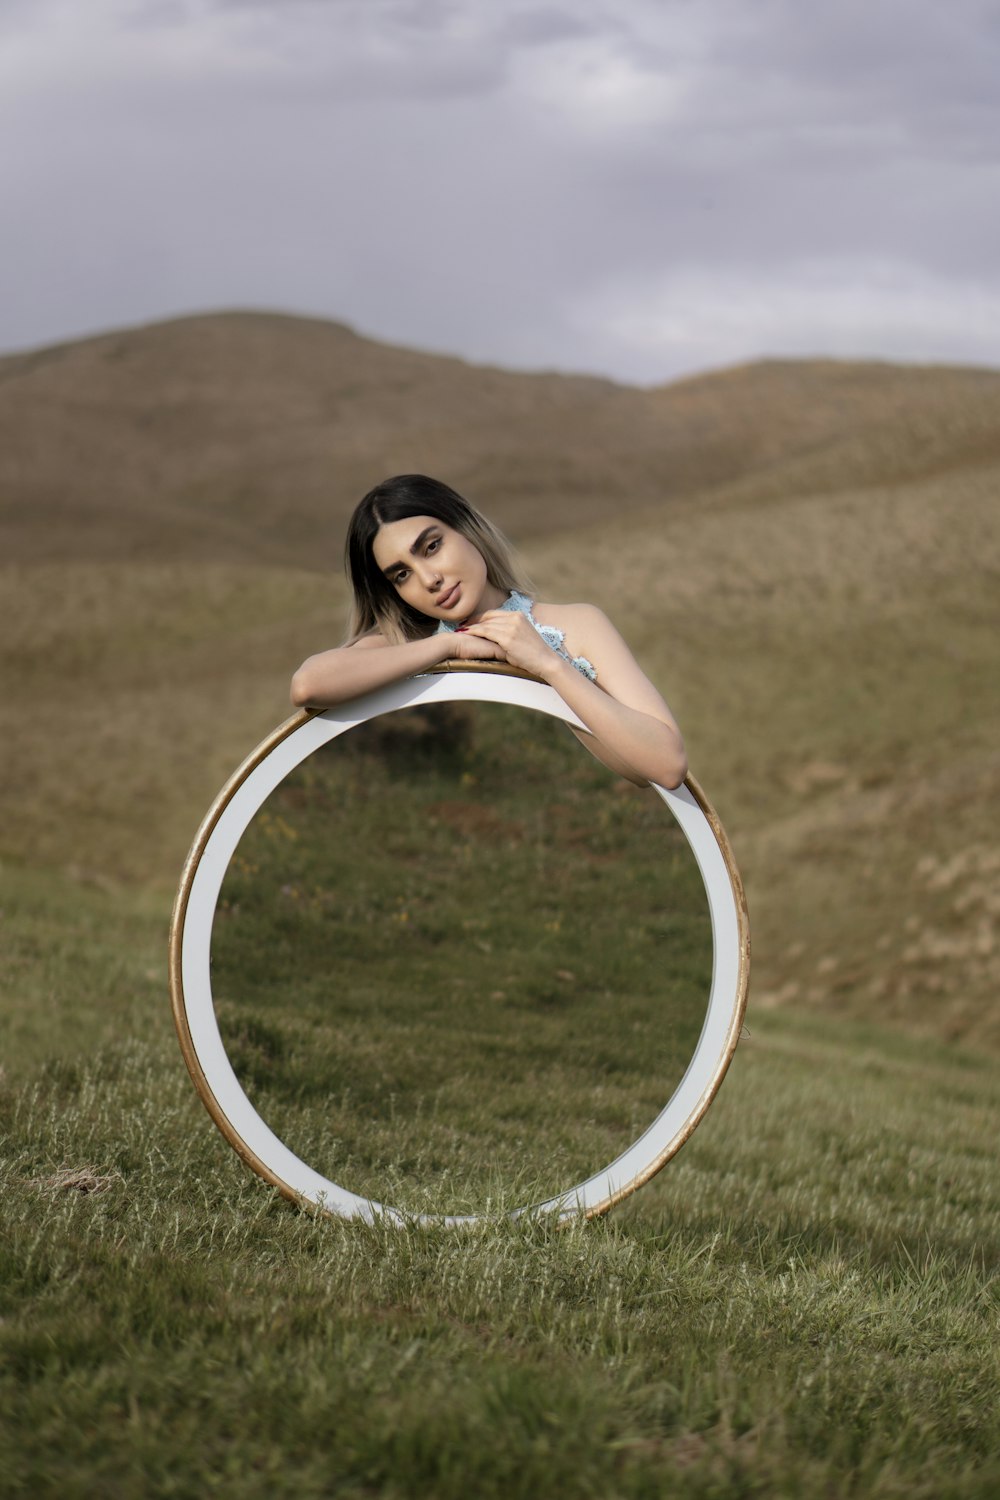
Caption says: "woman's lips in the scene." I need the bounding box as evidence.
[437,583,461,609]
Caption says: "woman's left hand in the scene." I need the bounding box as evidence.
[460,610,558,679]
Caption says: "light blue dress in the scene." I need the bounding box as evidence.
[436,590,597,681]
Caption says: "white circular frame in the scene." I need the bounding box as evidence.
[170,668,750,1225]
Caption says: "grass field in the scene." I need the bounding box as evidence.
[2,862,997,1496]
[1,320,998,1494]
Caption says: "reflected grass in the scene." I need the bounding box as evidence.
[211,703,713,1214]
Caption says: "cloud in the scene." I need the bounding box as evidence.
[581,257,1000,383]
[0,0,997,380]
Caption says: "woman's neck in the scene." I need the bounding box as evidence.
[459,582,510,623]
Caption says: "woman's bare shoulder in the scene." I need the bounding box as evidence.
[529,600,605,630]
[532,601,672,706]
[529,601,614,652]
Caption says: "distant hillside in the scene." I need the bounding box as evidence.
[3,311,999,567]
[2,313,998,1051]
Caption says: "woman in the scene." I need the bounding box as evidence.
[290,475,687,789]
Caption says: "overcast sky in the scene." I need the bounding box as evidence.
[2,0,999,383]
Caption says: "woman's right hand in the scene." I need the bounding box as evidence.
[448,629,507,663]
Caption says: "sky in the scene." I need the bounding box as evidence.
[2,0,999,384]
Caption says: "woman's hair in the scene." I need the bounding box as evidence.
[344,474,532,644]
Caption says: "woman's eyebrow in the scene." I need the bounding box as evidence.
[380,525,439,575]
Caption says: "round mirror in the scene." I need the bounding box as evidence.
[170,667,749,1224]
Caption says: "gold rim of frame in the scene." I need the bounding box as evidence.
[169,710,314,1202]
[169,664,751,1222]
[585,764,750,1218]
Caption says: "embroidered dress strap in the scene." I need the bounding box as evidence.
[437,591,597,681]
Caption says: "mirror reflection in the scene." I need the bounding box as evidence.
[211,701,713,1216]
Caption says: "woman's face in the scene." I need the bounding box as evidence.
[371,514,503,623]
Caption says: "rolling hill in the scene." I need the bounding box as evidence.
[3,310,999,566]
[1,311,998,1049]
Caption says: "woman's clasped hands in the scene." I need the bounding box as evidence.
[454,609,558,678]
[447,623,506,663]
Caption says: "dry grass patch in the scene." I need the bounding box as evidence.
[24,1165,122,1194]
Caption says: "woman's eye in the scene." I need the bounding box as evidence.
[426,538,441,554]
[393,570,409,584]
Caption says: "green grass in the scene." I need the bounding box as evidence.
[1,998,997,1497]
[2,760,998,1496]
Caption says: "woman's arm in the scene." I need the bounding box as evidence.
[563,724,655,788]
[461,604,688,789]
[290,629,504,708]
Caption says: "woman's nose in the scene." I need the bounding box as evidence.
[416,560,443,589]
